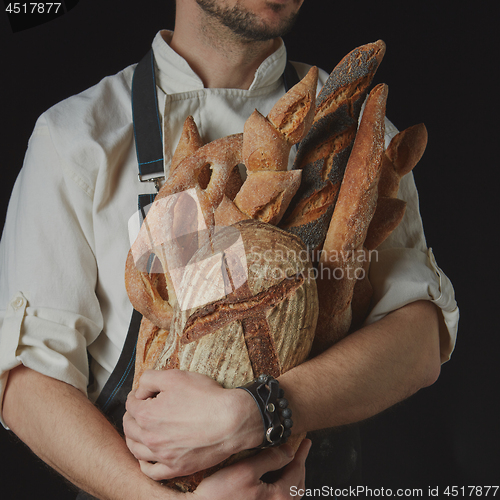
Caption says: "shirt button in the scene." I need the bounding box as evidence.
[11,297,25,311]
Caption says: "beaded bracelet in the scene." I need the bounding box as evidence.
[237,374,293,448]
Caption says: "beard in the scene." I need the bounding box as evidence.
[195,0,301,42]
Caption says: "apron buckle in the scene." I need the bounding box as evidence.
[138,174,164,193]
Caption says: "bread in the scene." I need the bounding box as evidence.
[313,83,388,354]
[155,219,318,491]
[124,39,430,493]
[125,133,243,331]
[170,115,204,174]
[241,66,317,174]
[133,316,169,390]
[234,170,302,225]
[266,65,318,146]
[127,66,321,383]
[364,123,428,250]
[280,40,386,253]
[350,123,428,327]
[229,66,317,225]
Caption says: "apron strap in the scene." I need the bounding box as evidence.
[93,309,142,431]
[132,49,164,184]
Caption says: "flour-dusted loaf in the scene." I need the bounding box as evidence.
[155,219,318,382]
[152,219,318,491]
[313,83,388,354]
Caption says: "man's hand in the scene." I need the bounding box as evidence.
[192,439,312,500]
[123,369,264,480]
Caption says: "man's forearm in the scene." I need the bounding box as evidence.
[2,365,180,500]
[279,300,442,434]
[119,300,442,479]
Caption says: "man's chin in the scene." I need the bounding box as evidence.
[196,0,301,42]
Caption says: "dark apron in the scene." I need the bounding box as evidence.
[76,50,360,499]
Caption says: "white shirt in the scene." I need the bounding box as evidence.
[0,31,458,427]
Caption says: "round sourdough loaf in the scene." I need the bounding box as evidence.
[155,219,318,381]
[154,219,318,491]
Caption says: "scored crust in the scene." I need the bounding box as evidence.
[153,220,318,492]
[313,83,388,353]
[280,40,386,252]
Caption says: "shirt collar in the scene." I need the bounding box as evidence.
[151,30,288,94]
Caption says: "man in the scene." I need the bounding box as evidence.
[0,0,458,498]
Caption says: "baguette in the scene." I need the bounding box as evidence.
[280,40,386,253]
[313,83,388,353]
[364,123,428,250]
[350,123,428,327]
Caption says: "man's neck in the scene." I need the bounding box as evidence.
[170,2,280,90]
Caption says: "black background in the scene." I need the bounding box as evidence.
[0,1,498,498]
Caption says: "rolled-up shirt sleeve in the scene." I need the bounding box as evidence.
[364,123,459,362]
[0,115,104,428]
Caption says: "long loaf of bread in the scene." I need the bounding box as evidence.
[280,40,386,253]
[349,122,428,328]
[313,83,388,354]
